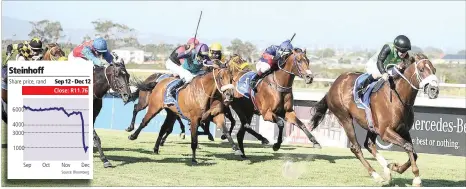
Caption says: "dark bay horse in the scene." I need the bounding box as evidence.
[93,62,132,168]
[203,55,270,145]
[309,53,439,186]
[127,67,241,164]
[227,49,321,158]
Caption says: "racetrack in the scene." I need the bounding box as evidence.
[2,129,465,187]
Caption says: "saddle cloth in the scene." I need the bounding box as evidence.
[353,73,385,132]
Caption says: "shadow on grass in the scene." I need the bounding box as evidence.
[175,141,298,151]
[205,152,376,165]
[103,154,217,167]
[382,178,465,187]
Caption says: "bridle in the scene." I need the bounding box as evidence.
[93,64,129,99]
[271,51,311,92]
[200,68,234,98]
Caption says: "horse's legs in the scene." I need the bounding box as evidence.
[160,120,174,146]
[213,113,243,156]
[126,91,149,132]
[285,111,321,148]
[339,117,382,182]
[273,118,285,151]
[364,131,391,181]
[93,129,111,168]
[189,119,199,165]
[177,117,186,139]
[381,128,421,186]
[199,121,214,141]
[154,111,177,154]
[92,99,111,168]
[221,107,236,140]
[128,102,162,140]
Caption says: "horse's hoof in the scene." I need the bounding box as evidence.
[240,155,248,160]
[220,135,227,140]
[191,160,198,165]
[371,172,384,183]
[234,150,244,156]
[128,135,137,140]
[273,143,281,151]
[208,135,215,141]
[153,149,159,154]
[261,139,270,145]
[412,177,422,187]
[180,133,186,140]
[103,161,113,168]
[383,167,392,181]
[125,127,134,132]
[387,163,399,172]
[313,143,322,149]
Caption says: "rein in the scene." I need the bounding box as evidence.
[93,65,121,99]
[200,68,233,98]
[389,58,431,107]
[267,52,307,92]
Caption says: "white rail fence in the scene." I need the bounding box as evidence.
[127,69,466,88]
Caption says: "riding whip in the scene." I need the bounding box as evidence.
[193,11,203,43]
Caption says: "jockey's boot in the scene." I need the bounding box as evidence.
[165,79,185,105]
[250,69,273,93]
[358,74,375,98]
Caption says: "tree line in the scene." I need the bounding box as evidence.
[7,19,466,61]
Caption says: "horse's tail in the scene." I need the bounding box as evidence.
[310,94,329,131]
[126,88,140,103]
[126,78,157,103]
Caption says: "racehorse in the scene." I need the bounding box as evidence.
[125,72,216,144]
[93,61,132,168]
[309,53,439,186]
[224,49,321,158]
[127,67,240,164]
[42,43,67,61]
[201,55,270,145]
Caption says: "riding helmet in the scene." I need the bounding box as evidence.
[394,35,411,53]
[93,37,108,52]
[187,38,200,45]
[196,43,209,56]
[29,37,43,50]
[279,40,293,52]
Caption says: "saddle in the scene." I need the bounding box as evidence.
[353,73,386,133]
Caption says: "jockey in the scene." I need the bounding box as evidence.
[5,37,44,61]
[165,43,213,104]
[167,38,200,67]
[359,35,411,95]
[249,40,294,92]
[68,37,113,66]
[209,42,226,65]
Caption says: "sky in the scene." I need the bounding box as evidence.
[1,0,465,52]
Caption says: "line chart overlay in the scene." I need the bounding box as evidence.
[7,61,94,179]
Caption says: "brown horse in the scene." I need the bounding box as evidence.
[227,49,321,158]
[127,67,241,164]
[125,73,216,144]
[42,43,67,61]
[309,53,440,186]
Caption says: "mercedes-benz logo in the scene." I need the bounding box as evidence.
[375,137,393,150]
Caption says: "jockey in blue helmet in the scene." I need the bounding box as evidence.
[69,37,114,66]
[249,40,294,92]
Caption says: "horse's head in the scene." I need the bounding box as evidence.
[213,67,235,105]
[44,43,67,61]
[280,48,314,84]
[403,53,439,99]
[105,62,132,103]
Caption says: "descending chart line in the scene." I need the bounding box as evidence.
[22,105,89,153]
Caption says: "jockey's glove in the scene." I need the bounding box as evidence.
[382,73,389,81]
